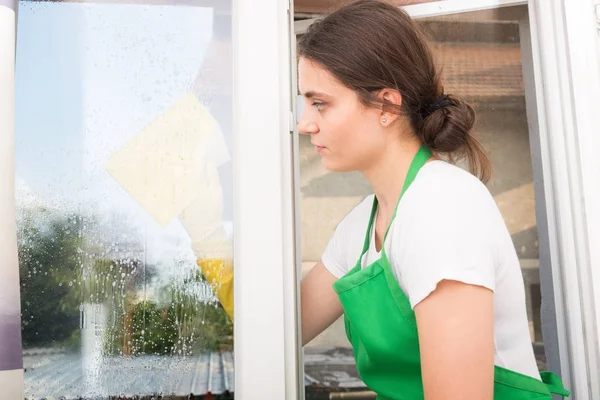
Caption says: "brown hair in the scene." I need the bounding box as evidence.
[298,0,491,182]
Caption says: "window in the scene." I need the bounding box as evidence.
[16,1,234,398]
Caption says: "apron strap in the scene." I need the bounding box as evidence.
[540,371,571,398]
[360,195,379,256]
[381,145,432,244]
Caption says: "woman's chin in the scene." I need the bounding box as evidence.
[321,158,354,173]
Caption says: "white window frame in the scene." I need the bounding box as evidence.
[530,1,600,398]
[524,1,600,398]
[233,0,300,399]
[291,1,600,399]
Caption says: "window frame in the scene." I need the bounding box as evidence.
[233,0,300,399]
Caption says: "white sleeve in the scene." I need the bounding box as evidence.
[321,195,373,279]
[321,222,349,279]
[393,181,501,309]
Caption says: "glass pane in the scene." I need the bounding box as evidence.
[298,6,549,397]
[16,1,234,399]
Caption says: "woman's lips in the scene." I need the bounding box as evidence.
[314,145,326,153]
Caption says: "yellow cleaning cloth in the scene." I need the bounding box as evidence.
[104,92,229,227]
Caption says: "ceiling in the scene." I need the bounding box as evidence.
[294,0,437,14]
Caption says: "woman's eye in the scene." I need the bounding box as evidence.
[312,102,325,111]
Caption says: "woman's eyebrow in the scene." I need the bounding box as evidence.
[303,90,329,99]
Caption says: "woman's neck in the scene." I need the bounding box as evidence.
[361,139,424,221]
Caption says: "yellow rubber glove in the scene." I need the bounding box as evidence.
[196,257,234,321]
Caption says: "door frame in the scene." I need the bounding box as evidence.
[291,0,600,399]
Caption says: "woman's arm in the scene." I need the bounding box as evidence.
[197,258,343,345]
[414,279,494,400]
[301,261,344,346]
[195,257,343,344]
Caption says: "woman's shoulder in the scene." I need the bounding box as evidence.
[388,161,505,308]
[420,160,489,190]
[399,160,503,229]
[409,160,496,208]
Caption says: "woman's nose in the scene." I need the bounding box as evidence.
[297,115,319,136]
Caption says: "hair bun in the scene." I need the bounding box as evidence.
[420,95,475,154]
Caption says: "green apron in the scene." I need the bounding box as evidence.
[331,146,570,400]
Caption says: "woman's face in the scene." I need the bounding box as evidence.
[297,58,387,172]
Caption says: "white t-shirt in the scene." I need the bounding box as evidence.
[322,160,541,380]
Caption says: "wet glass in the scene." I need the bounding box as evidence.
[298,6,549,398]
[16,1,234,398]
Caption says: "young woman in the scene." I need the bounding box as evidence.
[297,1,569,399]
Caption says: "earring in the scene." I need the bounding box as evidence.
[381,118,387,124]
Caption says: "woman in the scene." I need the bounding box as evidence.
[297,1,569,399]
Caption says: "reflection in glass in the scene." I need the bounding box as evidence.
[16,1,233,398]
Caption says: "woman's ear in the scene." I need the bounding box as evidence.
[378,89,402,126]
